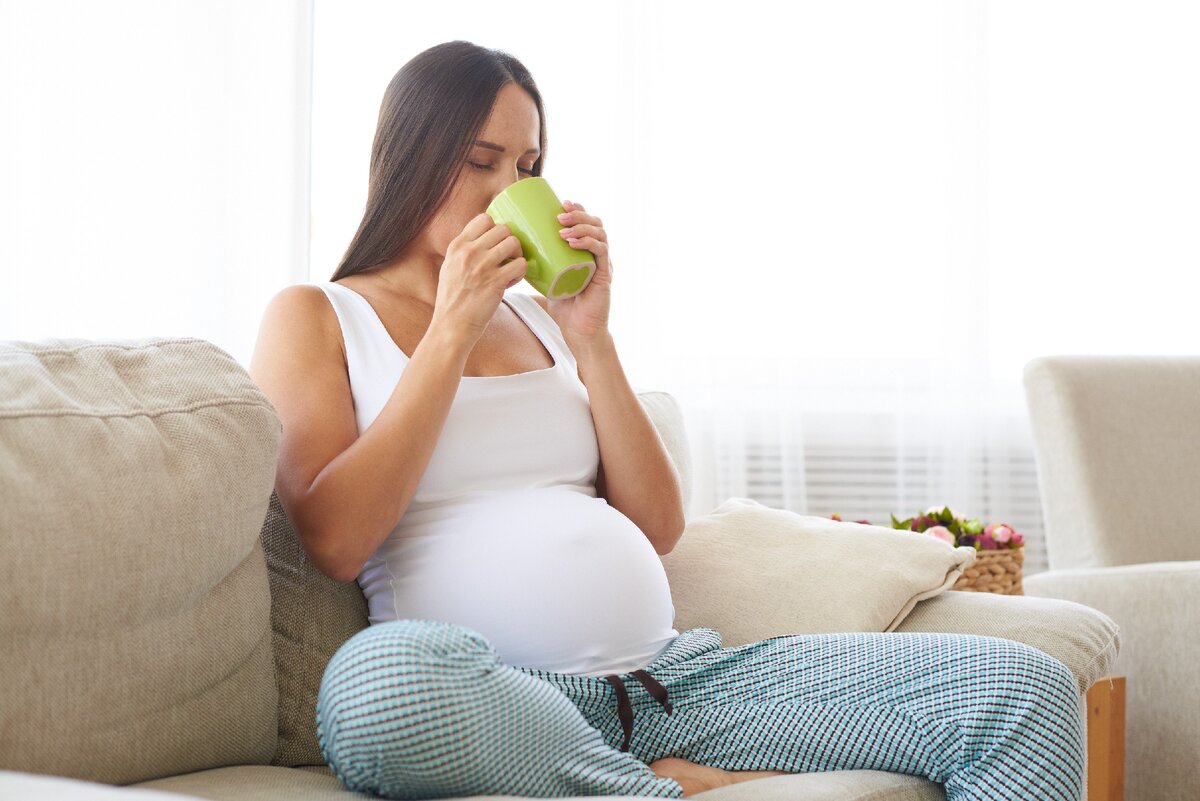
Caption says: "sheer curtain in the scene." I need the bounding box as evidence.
[0,0,312,368]
[310,0,1200,576]
[5,1,1198,577]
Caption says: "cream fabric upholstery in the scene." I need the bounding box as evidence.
[662,498,978,641]
[1025,564,1200,801]
[132,764,944,801]
[0,337,1120,800]
[893,588,1120,694]
[0,770,210,800]
[0,338,280,785]
[1023,355,1200,801]
[1023,355,1200,569]
[262,490,370,768]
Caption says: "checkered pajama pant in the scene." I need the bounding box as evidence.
[315,621,1085,801]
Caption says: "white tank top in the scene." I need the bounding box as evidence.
[315,281,679,677]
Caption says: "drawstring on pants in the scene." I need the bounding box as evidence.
[601,669,673,752]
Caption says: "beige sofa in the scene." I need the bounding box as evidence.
[1,337,1120,801]
[1023,356,1200,801]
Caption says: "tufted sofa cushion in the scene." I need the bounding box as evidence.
[0,337,281,784]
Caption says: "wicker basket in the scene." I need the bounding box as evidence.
[952,547,1024,595]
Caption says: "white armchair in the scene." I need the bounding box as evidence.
[1023,355,1200,801]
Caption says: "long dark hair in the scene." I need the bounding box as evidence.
[330,41,547,281]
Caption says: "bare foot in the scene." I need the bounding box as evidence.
[649,756,789,797]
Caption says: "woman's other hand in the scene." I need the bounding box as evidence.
[549,200,613,350]
[431,213,530,344]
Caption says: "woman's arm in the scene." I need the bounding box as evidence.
[540,199,685,555]
[572,331,686,556]
[250,285,478,582]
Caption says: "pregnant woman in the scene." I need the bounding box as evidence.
[249,40,1084,801]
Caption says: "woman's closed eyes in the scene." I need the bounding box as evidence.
[469,161,535,176]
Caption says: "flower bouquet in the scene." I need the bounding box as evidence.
[830,506,1025,595]
[890,506,1025,551]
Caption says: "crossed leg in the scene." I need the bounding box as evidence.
[316,620,1084,801]
[649,757,789,796]
[621,629,1085,801]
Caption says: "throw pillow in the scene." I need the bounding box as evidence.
[261,490,370,767]
[0,337,280,784]
[661,497,977,646]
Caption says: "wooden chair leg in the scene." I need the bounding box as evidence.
[1085,675,1125,801]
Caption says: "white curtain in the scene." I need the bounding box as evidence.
[0,0,312,368]
[309,0,1198,573]
[6,1,1199,576]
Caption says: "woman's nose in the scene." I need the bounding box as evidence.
[489,183,514,207]
[496,165,528,193]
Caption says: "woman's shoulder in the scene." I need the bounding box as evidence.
[257,282,347,370]
[262,282,342,335]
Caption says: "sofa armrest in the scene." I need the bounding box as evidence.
[892,590,1121,693]
[1024,561,1200,800]
[1024,561,1200,693]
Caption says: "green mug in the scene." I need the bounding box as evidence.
[486,176,596,299]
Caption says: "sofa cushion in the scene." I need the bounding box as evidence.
[132,764,943,801]
[1023,355,1200,567]
[662,497,976,645]
[0,337,281,784]
[261,491,370,768]
[0,770,210,800]
[894,587,1121,693]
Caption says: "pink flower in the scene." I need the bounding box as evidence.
[1011,531,1025,547]
[925,525,955,545]
[985,523,1014,544]
[979,531,999,550]
[910,515,937,532]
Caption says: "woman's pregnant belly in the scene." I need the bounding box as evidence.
[358,486,680,676]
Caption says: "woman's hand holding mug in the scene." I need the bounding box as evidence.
[431,213,529,344]
[549,199,613,352]
[485,177,613,354]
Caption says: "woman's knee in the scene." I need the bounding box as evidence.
[326,617,496,674]
[318,618,499,709]
[315,619,501,793]
[959,636,1082,733]
[990,637,1078,699]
